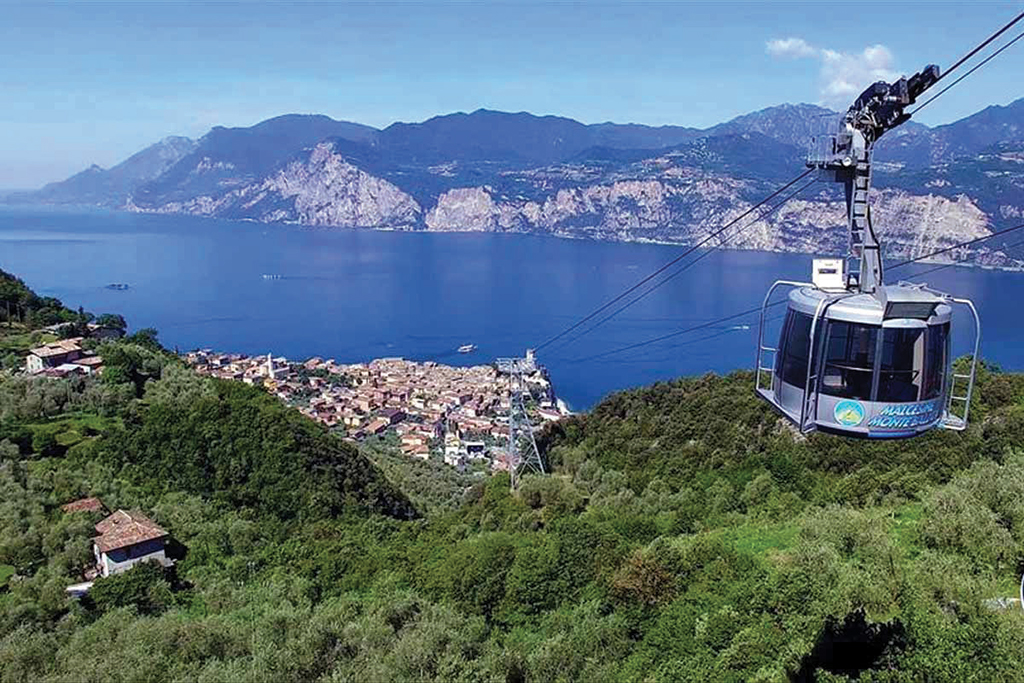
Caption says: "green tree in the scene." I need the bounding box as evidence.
[86,561,174,615]
[125,327,161,351]
[98,341,168,397]
[94,314,127,333]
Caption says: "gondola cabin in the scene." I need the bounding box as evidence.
[755,275,979,438]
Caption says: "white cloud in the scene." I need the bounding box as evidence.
[819,44,898,105]
[765,37,817,59]
[767,37,900,108]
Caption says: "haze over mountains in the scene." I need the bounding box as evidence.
[11,100,1024,267]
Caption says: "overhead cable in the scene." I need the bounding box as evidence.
[532,168,815,352]
[566,221,1024,363]
[909,236,1024,279]
[544,177,818,354]
[930,10,1024,86]
[911,28,1024,115]
[889,221,1024,269]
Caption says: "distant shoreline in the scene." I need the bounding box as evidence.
[3,201,1020,274]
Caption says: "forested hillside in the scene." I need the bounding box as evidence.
[0,268,81,330]
[2,347,1024,680]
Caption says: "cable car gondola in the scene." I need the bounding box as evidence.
[755,65,981,438]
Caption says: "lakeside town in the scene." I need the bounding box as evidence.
[12,316,570,475]
[182,349,569,474]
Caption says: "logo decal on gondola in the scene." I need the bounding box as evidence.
[834,400,865,427]
[867,400,942,431]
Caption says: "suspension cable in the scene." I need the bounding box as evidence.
[565,221,1024,363]
[909,236,1024,279]
[889,221,1024,268]
[545,177,818,355]
[532,168,815,352]
[931,10,1024,86]
[911,27,1024,115]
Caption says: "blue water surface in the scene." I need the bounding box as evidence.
[1,206,1020,409]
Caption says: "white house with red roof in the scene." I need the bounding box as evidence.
[26,338,84,373]
[92,510,173,577]
[26,337,105,375]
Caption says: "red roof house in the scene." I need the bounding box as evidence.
[92,510,173,578]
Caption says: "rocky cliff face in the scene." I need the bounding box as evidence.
[265,144,421,227]
[128,142,421,229]
[424,179,994,262]
[19,103,1024,269]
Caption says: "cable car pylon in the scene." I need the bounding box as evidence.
[755,63,981,439]
[496,350,545,490]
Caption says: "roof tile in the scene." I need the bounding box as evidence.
[94,509,168,553]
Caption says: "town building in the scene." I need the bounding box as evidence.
[407,444,430,460]
[71,355,105,374]
[364,417,390,436]
[443,448,466,472]
[537,407,564,422]
[86,323,125,340]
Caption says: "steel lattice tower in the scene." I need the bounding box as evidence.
[496,351,544,490]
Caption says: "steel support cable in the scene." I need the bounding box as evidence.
[586,325,767,365]
[545,177,818,355]
[548,177,818,355]
[909,236,1024,279]
[911,27,1024,115]
[889,221,1024,269]
[567,222,1024,364]
[598,311,790,365]
[561,303,779,364]
[532,168,815,352]
[930,10,1024,87]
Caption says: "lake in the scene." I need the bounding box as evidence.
[1,206,1021,409]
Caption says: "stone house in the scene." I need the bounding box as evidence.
[92,510,174,578]
[26,338,84,373]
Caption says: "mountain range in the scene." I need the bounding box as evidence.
[9,99,1024,267]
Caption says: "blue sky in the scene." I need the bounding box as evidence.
[2,1,1022,188]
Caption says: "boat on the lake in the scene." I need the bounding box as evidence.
[105,283,129,290]
[458,344,477,354]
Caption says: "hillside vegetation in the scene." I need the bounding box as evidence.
[1,356,1023,680]
[1,272,1023,680]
